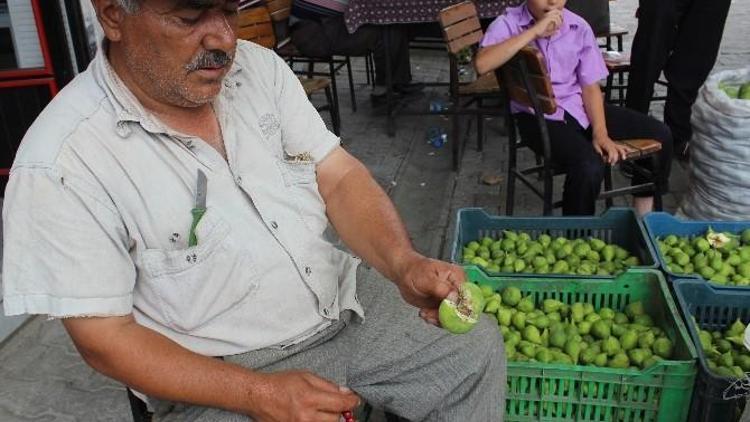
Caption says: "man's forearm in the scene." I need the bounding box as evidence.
[322,158,418,283]
[63,316,262,415]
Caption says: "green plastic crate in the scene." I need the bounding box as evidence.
[464,267,698,422]
[671,278,750,422]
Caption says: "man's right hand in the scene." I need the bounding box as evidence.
[248,370,360,422]
[532,9,564,39]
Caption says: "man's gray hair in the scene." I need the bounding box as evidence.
[116,0,140,13]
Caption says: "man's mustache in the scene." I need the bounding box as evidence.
[185,50,232,72]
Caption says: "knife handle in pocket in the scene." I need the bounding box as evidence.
[188,208,207,247]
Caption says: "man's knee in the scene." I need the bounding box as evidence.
[458,315,506,369]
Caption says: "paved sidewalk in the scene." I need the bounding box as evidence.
[0,1,748,419]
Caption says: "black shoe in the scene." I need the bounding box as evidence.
[394,82,425,95]
[370,89,402,105]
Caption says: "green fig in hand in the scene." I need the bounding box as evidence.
[439,282,485,334]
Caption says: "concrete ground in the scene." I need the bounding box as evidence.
[0,0,747,420]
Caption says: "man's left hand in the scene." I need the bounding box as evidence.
[395,254,466,326]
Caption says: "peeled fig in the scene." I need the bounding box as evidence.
[439,283,485,334]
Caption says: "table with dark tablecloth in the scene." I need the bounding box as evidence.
[343,0,522,137]
[344,0,517,33]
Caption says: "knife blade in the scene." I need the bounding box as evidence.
[188,169,208,247]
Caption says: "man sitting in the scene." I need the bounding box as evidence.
[1,0,505,420]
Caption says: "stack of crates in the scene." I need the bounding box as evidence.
[452,208,698,421]
[643,212,750,421]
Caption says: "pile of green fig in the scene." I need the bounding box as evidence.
[656,228,750,286]
[694,317,750,379]
[478,284,675,369]
[461,232,640,276]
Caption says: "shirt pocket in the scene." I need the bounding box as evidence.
[277,160,329,235]
[139,210,258,333]
[549,42,582,86]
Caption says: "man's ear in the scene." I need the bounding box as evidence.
[91,0,130,42]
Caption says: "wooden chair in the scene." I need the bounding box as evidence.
[438,1,503,170]
[597,23,628,52]
[238,6,341,135]
[498,46,663,215]
[268,0,359,114]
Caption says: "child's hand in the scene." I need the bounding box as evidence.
[532,9,564,39]
[593,136,630,165]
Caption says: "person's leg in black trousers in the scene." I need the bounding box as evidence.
[627,0,731,154]
[322,17,412,87]
[515,107,673,216]
[604,104,674,212]
[290,17,412,87]
[515,112,606,216]
[663,0,732,151]
[626,0,681,114]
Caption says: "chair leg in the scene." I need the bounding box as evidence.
[542,166,553,216]
[324,86,341,136]
[306,62,314,79]
[535,154,543,180]
[451,109,460,171]
[327,60,341,123]
[505,119,517,216]
[505,169,516,216]
[604,165,614,208]
[370,53,376,86]
[364,54,372,85]
[652,154,663,211]
[476,115,484,152]
[345,56,357,112]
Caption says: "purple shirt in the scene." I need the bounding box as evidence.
[481,5,608,129]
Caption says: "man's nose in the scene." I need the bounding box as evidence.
[202,10,237,52]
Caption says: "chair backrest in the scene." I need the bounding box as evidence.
[266,0,292,22]
[498,47,557,114]
[237,6,276,49]
[438,1,483,55]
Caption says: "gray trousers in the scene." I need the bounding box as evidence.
[151,271,506,421]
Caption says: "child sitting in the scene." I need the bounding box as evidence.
[475,0,673,216]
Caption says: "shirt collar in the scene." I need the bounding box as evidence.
[92,39,243,138]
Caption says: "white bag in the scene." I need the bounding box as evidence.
[679,68,750,220]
